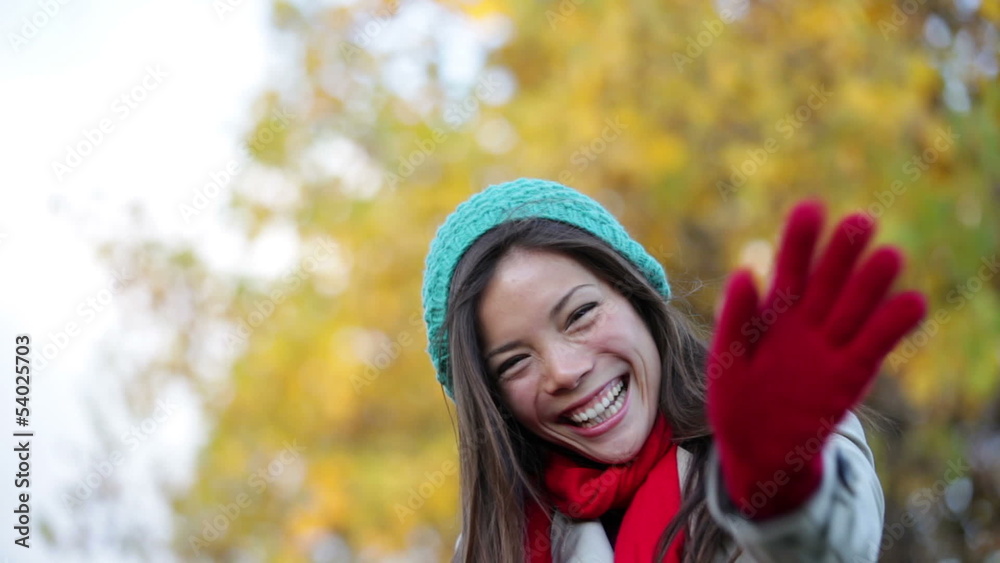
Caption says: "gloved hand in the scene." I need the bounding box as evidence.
[706,201,927,520]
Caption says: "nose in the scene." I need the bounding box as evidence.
[541,341,593,394]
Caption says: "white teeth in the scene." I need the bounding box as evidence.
[567,377,628,426]
[577,389,626,428]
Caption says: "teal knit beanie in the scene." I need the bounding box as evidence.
[421,178,671,400]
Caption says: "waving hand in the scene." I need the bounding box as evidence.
[706,201,927,519]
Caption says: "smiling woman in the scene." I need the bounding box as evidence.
[420,178,927,562]
[478,248,663,465]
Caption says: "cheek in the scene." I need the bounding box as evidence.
[608,309,661,377]
[596,311,639,346]
[499,382,539,425]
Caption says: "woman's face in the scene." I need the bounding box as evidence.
[477,247,662,464]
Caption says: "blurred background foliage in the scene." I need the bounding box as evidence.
[98,0,999,560]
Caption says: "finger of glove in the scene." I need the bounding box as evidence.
[847,290,927,369]
[803,213,876,325]
[765,200,824,310]
[827,247,904,346]
[710,269,760,369]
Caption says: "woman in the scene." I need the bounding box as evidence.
[420,178,926,561]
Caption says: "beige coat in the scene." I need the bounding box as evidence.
[547,412,884,562]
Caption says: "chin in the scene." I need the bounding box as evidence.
[592,443,642,465]
[571,434,644,465]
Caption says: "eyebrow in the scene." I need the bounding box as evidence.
[485,283,595,359]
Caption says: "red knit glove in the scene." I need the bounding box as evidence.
[706,201,927,520]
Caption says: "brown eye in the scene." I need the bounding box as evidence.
[567,302,597,327]
[496,355,527,377]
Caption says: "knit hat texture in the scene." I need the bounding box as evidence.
[421,178,671,400]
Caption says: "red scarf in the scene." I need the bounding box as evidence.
[525,415,686,562]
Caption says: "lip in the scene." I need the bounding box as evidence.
[559,374,625,420]
[564,375,631,438]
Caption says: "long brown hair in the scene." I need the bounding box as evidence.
[441,217,733,562]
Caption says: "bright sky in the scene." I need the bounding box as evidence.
[0,1,276,560]
[0,0,513,557]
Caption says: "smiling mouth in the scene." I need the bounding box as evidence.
[562,375,629,428]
